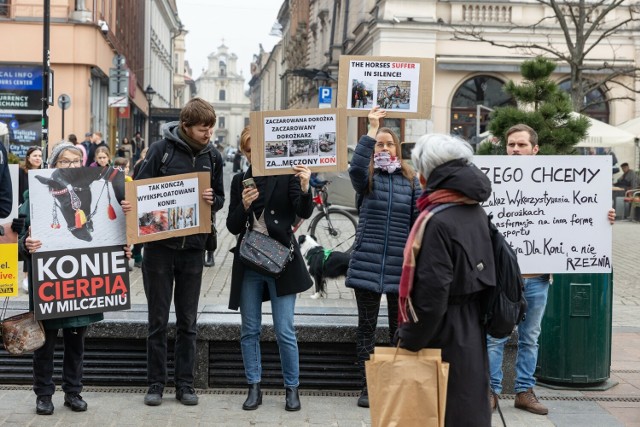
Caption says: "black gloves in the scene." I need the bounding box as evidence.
[11,214,26,234]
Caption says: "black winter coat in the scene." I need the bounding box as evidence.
[136,122,224,250]
[346,135,419,294]
[398,159,495,427]
[226,170,314,311]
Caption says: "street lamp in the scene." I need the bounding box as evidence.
[144,85,156,143]
[144,85,156,106]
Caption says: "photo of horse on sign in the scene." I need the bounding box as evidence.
[29,167,126,252]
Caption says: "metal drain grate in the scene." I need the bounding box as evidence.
[0,384,360,397]
[611,369,640,374]
[498,394,640,402]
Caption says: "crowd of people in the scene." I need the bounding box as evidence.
[3,99,624,425]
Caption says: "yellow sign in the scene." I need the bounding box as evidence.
[0,243,18,297]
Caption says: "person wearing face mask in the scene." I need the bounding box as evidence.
[346,106,420,408]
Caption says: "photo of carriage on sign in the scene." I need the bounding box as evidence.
[338,55,434,119]
[249,108,347,177]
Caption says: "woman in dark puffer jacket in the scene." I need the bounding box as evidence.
[346,106,420,408]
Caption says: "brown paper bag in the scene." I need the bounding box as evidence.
[365,347,449,427]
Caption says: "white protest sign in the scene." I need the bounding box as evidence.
[473,156,612,274]
[250,108,348,176]
[337,55,433,118]
[125,172,211,244]
[263,113,337,169]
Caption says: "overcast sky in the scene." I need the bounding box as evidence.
[176,0,284,85]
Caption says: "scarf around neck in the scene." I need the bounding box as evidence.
[398,188,478,324]
[373,151,401,173]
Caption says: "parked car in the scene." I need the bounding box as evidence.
[321,142,416,211]
[223,146,237,162]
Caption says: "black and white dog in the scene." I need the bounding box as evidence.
[298,234,351,299]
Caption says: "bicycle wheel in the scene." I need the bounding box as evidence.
[308,208,358,253]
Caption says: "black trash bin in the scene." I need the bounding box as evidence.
[536,273,613,386]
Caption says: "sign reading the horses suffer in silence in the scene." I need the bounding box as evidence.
[32,245,130,320]
[473,155,612,274]
[125,172,211,244]
[250,108,348,176]
[337,55,434,119]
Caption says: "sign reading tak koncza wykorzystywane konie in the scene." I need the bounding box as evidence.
[473,155,612,274]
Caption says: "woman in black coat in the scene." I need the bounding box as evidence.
[226,126,314,412]
[397,134,495,427]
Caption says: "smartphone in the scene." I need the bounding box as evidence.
[242,178,256,189]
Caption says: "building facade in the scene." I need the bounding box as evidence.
[196,43,250,148]
[0,0,185,157]
[251,0,639,157]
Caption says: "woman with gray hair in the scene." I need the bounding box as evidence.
[396,133,495,426]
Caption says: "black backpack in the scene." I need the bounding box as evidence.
[483,214,528,338]
[431,205,527,338]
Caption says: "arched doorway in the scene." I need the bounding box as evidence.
[559,80,610,124]
[450,75,512,142]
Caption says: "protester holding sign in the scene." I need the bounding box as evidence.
[135,97,224,407]
[226,126,314,412]
[19,142,131,416]
[396,133,494,427]
[346,106,420,408]
[486,124,616,416]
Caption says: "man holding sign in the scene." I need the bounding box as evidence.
[135,98,224,407]
[487,124,615,416]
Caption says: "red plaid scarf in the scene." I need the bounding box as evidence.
[398,189,478,324]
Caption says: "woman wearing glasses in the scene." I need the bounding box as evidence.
[18,142,130,415]
[346,106,420,408]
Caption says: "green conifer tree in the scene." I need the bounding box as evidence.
[478,56,590,155]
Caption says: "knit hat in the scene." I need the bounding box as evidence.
[85,132,92,137]
[49,142,82,168]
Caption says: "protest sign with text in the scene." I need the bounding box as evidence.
[250,109,348,176]
[337,55,433,118]
[473,156,612,274]
[125,172,211,244]
[32,245,130,320]
[0,164,19,297]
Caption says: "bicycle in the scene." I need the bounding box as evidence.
[294,182,358,253]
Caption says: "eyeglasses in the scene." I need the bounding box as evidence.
[56,159,83,167]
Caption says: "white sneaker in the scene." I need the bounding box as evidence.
[22,278,28,292]
[310,292,321,299]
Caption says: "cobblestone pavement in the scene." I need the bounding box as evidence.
[6,199,640,426]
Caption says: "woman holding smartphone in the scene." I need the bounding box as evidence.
[226,126,314,412]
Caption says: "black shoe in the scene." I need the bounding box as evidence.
[36,395,54,415]
[134,261,142,268]
[285,386,301,411]
[357,387,369,408]
[64,392,87,412]
[176,386,199,406]
[204,251,215,267]
[144,383,164,406]
[242,383,262,410]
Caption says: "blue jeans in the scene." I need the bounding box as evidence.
[143,244,204,387]
[487,274,550,394]
[239,269,300,388]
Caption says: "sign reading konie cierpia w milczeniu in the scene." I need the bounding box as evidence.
[28,167,130,320]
